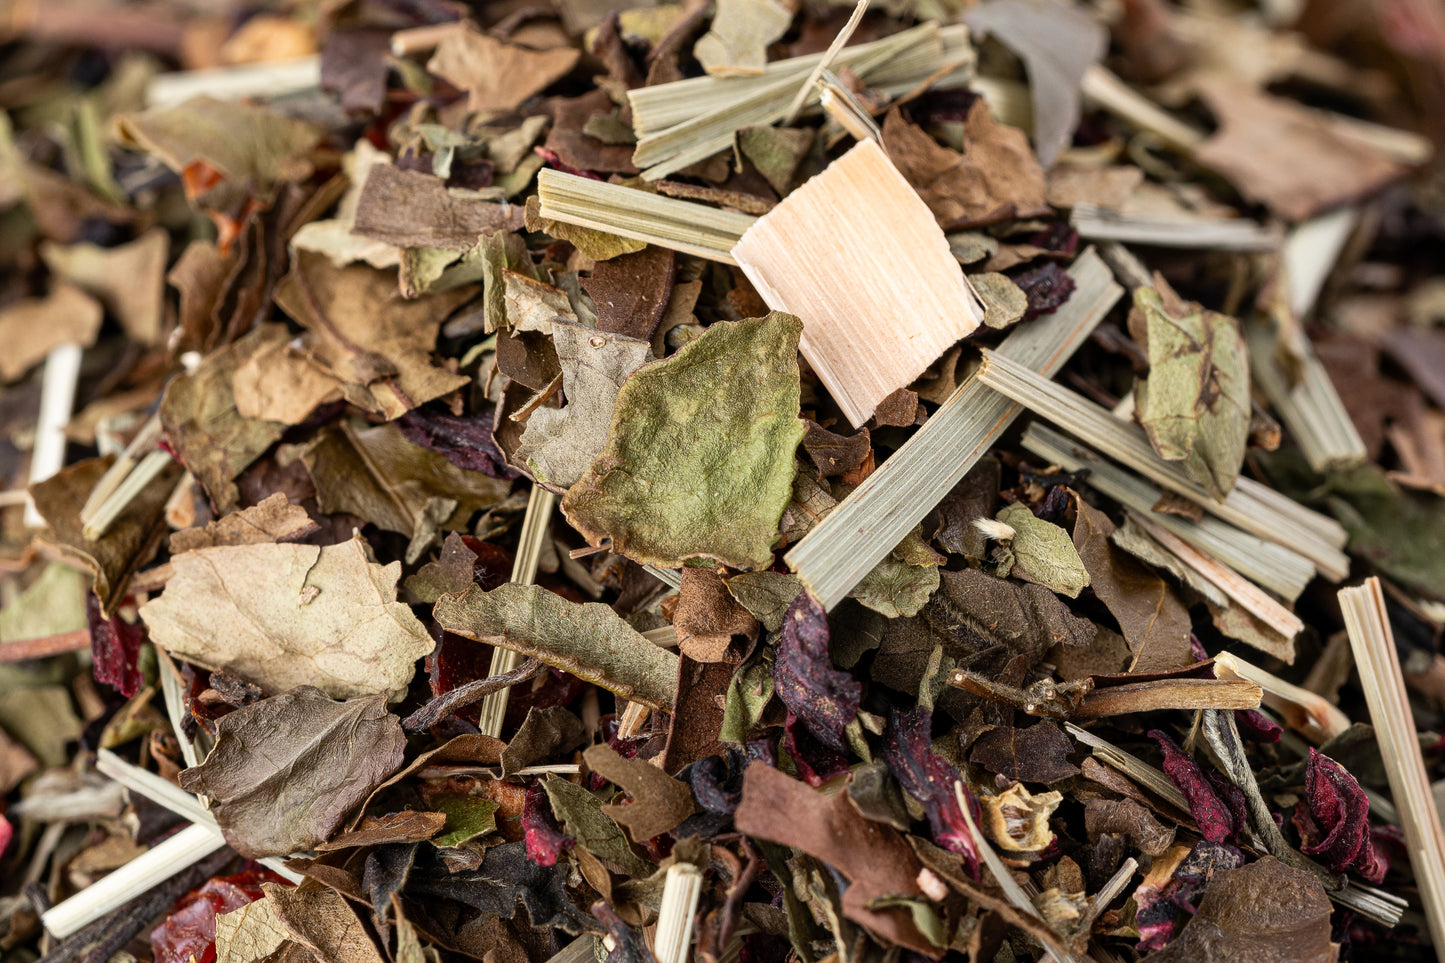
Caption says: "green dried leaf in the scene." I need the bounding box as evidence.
[434,583,679,709]
[848,530,942,618]
[524,194,647,262]
[430,794,500,847]
[695,0,793,76]
[562,312,806,570]
[0,563,88,641]
[725,571,804,632]
[542,774,653,877]
[972,272,1028,330]
[719,650,774,743]
[737,126,814,197]
[996,503,1090,598]
[1131,286,1250,499]
[516,321,651,488]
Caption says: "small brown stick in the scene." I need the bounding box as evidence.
[0,629,91,663]
[1069,679,1262,719]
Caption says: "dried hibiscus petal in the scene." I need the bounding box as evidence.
[522,782,575,866]
[884,706,982,878]
[783,712,852,787]
[397,406,517,478]
[1149,729,1238,844]
[1293,748,1388,883]
[1009,261,1076,321]
[87,592,145,698]
[151,869,286,963]
[1233,708,1283,743]
[772,593,860,754]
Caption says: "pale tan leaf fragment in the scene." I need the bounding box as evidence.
[694,0,792,76]
[0,283,102,383]
[169,493,318,554]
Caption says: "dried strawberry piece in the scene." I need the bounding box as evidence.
[522,782,575,867]
[1149,729,1237,843]
[87,593,145,698]
[151,870,286,963]
[1293,749,1388,883]
[772,594,860,754]
[884,707,982,879]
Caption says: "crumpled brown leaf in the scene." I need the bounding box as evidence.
[673,566,760,663]
[1193,80,1406,223]
[937,568,1096,656]
[427,27,579,113]
[883,104,1050,230]
[266,880,388,963]
[582,743,698,842]
[39,227,168,344]
[581,246,675,341]
[435,583,679,709]
[515,321,651,490]
[0,283,102,383]
[139,534,434,701]
[169,492,317,554]
[1071,494,1192,671]
[968,721,1081,784]
[178,686,406,857]
[351,164,525,251]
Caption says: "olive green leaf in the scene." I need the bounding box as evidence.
[562,312,806,571]
[1131,286,1250,499]
[996,503,1090,598]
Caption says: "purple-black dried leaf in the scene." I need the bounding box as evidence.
[783,713,852,787]
[883,706,982,879]
[1233,708,1283,743]
[1149,729,1236,844]
[772,593,859,754]
[1294,749,1387,883]
[522,782,575,867]
[398,407,518,478]
[87,592,145,698]
[1009,261,1076,321]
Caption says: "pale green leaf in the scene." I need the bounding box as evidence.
[543,774,653,877]
[996,503,1090,598]
[430,794,500,848]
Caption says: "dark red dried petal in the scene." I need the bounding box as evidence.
[522,782,575,867]
[1233,708,1283,743]
[783,712,852,787]
[1009,262,1076,321]
[1296,749,1388,883]
[1204,769,1248,842]
[772,593,860,754]
[150,870,286,963]
[884,707,982,879]
[87,592,145,698]
[1149,729,1236,844]
[397,407,517,478]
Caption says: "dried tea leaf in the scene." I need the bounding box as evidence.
[882,104,1049,230]
[964,0,1108,167]
[937,568,1096,656]
[0,686,82,769]
[801,422,871,478]
[215,897,295,963]
[515,322,651,489]
[39,227,168,343]
[673,567,759,663]
[298,421,510,538]
[968,721,1080,784]
[397,407,515,479]
[581,246,675,341]
[317,811,447,850]
[694,0,792,76]
[1070,494,1191,672]
[971,272,1029,330]
[266,881,388,963]
[542,775,653,877]
[563,312,806,570]
[435,583,679,709]
[502,707,586,776]
[582,744,697,841]
[31,455,180,617]
[1131,285,1250,499]
[427,28,580,114]
[0,563,88,642]
[140,534,433,701]
[274,252,475,420]
[1142,857,1335,962]
[524,194,647,262]
[773,593,860,753]
[848,537,942,619]
[161,325,287,513]
[431,795,500,848]
[1194,81,1405,223]
[179,687,406,857]
[996,503,1090,598]
[0,283,102,382]
[352,165,524,251]
[170,493,317,554]
[719,653,774,743]
[403,533,478,605]
[1084,796,1176,856]
[737,125,815,196]
[232,336,344,426]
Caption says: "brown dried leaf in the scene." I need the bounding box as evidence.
[169,492,318,554]
[179,687,406,857]
[352,165,525,251]
[583,743,697,841]
[427,28,580,114]
[883,104,1049,230]
[581,246,675,341]
[265,881,388,963]
[40,227,168,344]
[316,811,448,851]
[1084,796,1176,856]
[673,566,759,663]
[937,568,1095,656]
[968,721,1080,784]
[0,283,102,383]
[1070,494,1192,672]
[139,534,434,701]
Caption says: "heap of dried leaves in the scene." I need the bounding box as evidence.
[2,1,1445,962]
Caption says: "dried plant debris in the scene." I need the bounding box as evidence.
[2,2,1444,962]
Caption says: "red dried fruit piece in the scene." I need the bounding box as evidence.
[1133,841,1245,950]
[151,869,287,963]
[1293,749,1388,883]
[1009,261,1076,321]
[397,407,518,478]
[884,707,982,879]
[1233,708,1283,743]
[772,593,860,754]
[1148,729,1237,844]
[87,592,145,698]
[522,782,575,867]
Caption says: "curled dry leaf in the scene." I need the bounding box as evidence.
[179,687,406,858]
[169,492,317,554]
[582,743,697,841]
[426,28,580,114]
[140,534,434,701]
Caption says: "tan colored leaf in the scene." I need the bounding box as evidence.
[694,0,792,76]
[0,283,102,383]
[179,688,405,858]
[139,534,434,701]
[427,29,580,113]
[216,898,294,963]
[351,164,525,251]
[266,881,388,963]
[169,493,318,554]
[582,743,697,842]
[435,583,679,709]
[232,335,345,425]
[562,312,806,571]
[40,227,168,344]
[297,420,510,538]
